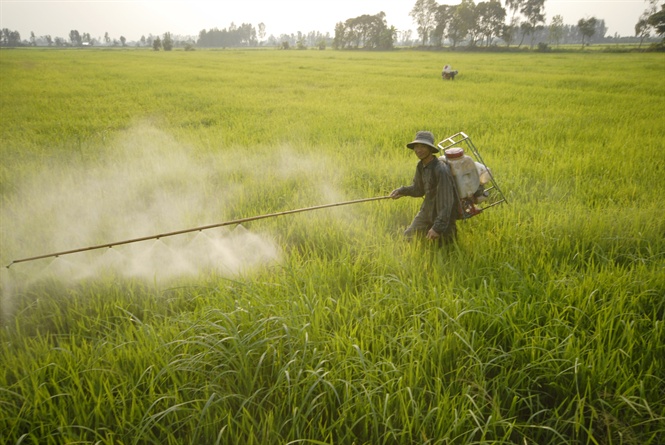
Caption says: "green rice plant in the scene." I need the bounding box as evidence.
[1,48,664,445]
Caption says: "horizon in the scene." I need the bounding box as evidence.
[0,0,655,42]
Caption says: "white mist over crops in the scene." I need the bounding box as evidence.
[2,122,300,295]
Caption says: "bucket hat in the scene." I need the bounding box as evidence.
[406,131,439,153]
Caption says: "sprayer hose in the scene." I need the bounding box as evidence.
[6,195,390,268]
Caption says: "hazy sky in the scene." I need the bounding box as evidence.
[0,0,653,41]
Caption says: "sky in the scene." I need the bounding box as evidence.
[0,0,654,42]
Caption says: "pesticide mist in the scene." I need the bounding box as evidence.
[1,122,289,300]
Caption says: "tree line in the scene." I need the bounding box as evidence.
[333,12,396,50]
[2,0,663,49]
[407,0,664,49]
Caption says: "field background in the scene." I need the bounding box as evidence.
[1,48,664,444]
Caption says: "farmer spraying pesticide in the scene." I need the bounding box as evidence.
[6,131,505,269]
[390,131,459,245]
[390,130,507,245]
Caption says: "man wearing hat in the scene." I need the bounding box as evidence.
[389,131,459,244]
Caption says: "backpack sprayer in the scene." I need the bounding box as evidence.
[437,132,507,219]
[5,132,506,269]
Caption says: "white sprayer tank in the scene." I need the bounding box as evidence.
[443,147,480,199]
[475,161,491,185]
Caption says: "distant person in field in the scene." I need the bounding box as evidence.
[442,64,458,80]
[390,131,459,245]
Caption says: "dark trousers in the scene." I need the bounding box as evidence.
[404,214,457,245]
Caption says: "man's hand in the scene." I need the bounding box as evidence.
[426,228,440,240]
[389,189,402,199]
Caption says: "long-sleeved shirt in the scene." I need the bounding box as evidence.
[397,157,459,234]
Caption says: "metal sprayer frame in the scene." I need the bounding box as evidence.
[437,132,507,219]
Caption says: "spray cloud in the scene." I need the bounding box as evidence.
[1,122,286,292]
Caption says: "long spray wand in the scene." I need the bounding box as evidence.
[5,196,390,268]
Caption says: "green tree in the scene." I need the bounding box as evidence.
[11,29,21,46]
[258,23,266,44]
[237,23,257,46]
[152,36,162,51]
[635,16,651,48]
[549,14,564,46]
[504,0,525,21]
[447,0,475,48]
[410,0,438,46]
[520,0,546,48]
[333,12,394,50]
[332,22,344,49]
[501,22,517,47]
[431,4,451,46]
[162,32,173,51]
[577,17,597,47]
[466,0,483,45]
[594,19,608,41]
[379,26,397,50]
[401,29,414,46]
[69,29,82,46]
[648,3,665,39]
[476,0,506,46]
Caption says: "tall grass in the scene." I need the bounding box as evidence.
[1,48,664,444]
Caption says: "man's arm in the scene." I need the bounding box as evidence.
[391,165,424,199]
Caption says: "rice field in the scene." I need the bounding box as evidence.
[1,47,664,444]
